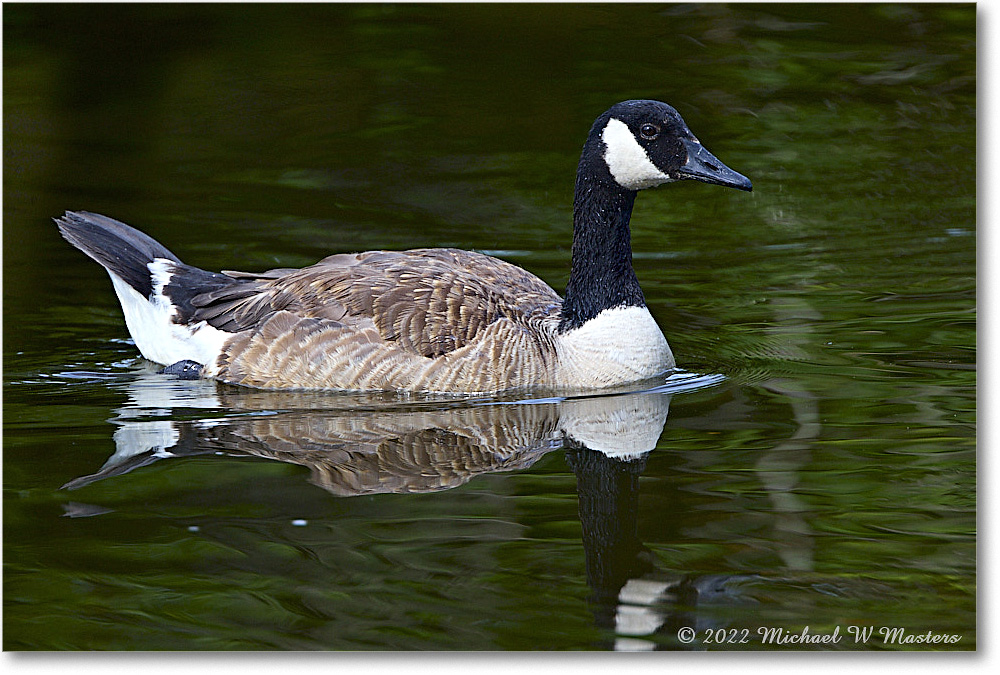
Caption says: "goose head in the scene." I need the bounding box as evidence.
[561,100,752,334]
[589,99,752,193]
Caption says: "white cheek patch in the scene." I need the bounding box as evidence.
[601,118,674,190]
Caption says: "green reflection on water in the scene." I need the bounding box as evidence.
[4,3,974,651]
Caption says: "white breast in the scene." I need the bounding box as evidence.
[554,305,674,388]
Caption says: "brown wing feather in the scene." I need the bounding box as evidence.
[190,249,562,358]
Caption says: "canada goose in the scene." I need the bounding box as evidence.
[57,99,751,393]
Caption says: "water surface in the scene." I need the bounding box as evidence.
[3,3,975,650]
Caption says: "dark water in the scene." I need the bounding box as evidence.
[3,3,975,651]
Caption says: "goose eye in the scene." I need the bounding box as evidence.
[639,123,659,140]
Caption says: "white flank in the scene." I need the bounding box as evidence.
[555,305,674,388]
[601,118,674,190]
[107,259,230,373]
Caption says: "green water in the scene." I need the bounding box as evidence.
[3,3,975,651]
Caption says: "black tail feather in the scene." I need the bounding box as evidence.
[56,210,250,324]
[56,211,182,298]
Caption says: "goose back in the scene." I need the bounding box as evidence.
[193,248,564,391]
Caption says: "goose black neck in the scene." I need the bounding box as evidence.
[559,169,645,333]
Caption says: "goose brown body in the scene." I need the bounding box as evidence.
[204,248,564,391]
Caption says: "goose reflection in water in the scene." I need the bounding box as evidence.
[64,370,752,650]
